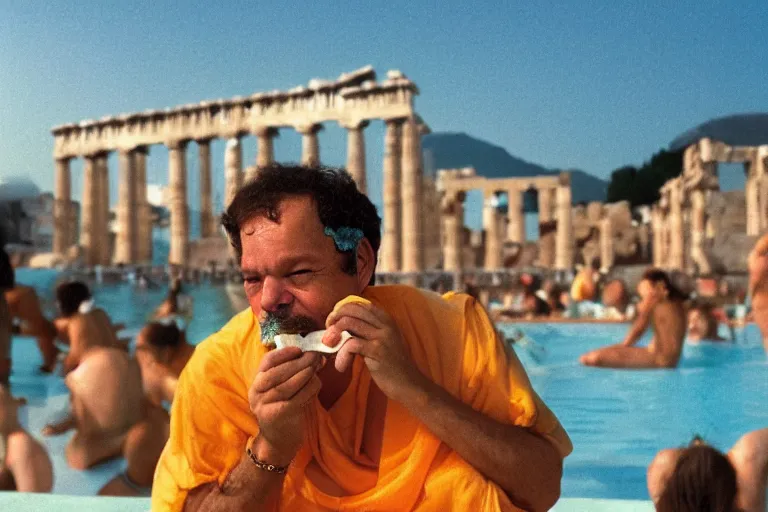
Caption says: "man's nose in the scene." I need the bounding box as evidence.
[260,276,293,312]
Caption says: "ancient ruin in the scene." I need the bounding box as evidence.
[436,168,574,271]
[51,66,430,270]
[653,137,768,274]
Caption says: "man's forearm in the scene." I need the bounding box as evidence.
[401,379,562,512]
[184,438,287,512]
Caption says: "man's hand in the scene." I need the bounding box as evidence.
[248,347,322,465]
[322,302,428,403]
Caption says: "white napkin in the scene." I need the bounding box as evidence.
[273,330,352,353]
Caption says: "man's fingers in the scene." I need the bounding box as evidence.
[333,337,372,373]
[285,374,322,410]
[326,302,383,329]
[262,364,317,402]
[322,316,376,347]
[258,346,303,372]
[254,351,321,392]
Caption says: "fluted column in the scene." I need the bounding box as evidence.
[745,160,760,236]
[537,187,555,268]
[758,146,768,232]
[343,120,368,193]
[53,158,71,255]
[442,192,465,271]
[668,180,684,271]
[555,173,573,270]
[114,150,138,264]
[94,154,111,265]
[80,156,98,265]
[651,207,664,268]
[483,192,502,269]
[690,188,710,274]
[168,141,189,266]
[134,147,152,264]
[254,126,277,177]
[380,119,403,273]
[506,188,525,244]
[198,140,215,238]
[297,124,321,167]
[400,117,424,274]
[599,215,614,272]
[225,137,243,207]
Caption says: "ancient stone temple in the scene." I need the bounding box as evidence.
[51,67,429,269]
[653,137,768,274]
[436,168,574,271]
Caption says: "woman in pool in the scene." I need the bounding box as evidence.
[579,268,687,369]
[134,321,195,407]
[686,303,727,343]
[153,278,193,325]
[647,429,768,512]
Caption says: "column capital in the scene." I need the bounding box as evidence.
[557,171,571,187]
[295,123,323,135]
[383,116,407,127]
[166,139,189,151]
[339,119,370,131]
[195,137,213,146]
[252,126,279,138]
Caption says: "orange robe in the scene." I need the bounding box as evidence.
[152,285,572,511]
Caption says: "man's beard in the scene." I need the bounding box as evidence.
[260,309,321,343]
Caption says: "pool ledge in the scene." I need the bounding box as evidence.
[0,494,654,511]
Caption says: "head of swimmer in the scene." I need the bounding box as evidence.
[637,268,687,306]
[221,165,381,337]
[55,281,92,318]
[687,304,719,342]
[136,322,185,365]
[650,437,737,512]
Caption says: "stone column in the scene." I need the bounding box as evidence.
[689,188,710,274]
[745,160,761,236]
[668,180,685,271]
[343,120,368,193]
[555,173,573,270]
[380,119,403,273]
[599,215,614,273]
[441,192,465,271]
[134,147,152,264]
[651,207,664,268]
[506,188,525,244]
[168,141,189,266]
[53,158,71,255]
[758,146,768,232]
[224,137,243,208]
[198,140,215,238]
[114,150,138,264]
[255,127,277,174]
[297,124,321,167]
[80,156,98,265]
[94,154,111,265]
[400,117,424,275]
[483,192,502,269]
[537,187,555,268]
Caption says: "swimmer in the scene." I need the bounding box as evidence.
[153,278,193,324]
[687,303,726,343]
[579,268,687,369]
[134,322,195,407]
[53,281,125,374]
[648,429,768,512]
[747,233,768,352]
[601,279,636,321]
[0,385,53,492]
[3,261,58,372]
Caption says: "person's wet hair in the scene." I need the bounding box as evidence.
[642,268,688,301]
[688,301,721,339]
[0,247,14,290]
[221,165,381,286]
[164,279,183,314]
[142,322,185,349]
[656,437,737,512]
[55,281,92,317]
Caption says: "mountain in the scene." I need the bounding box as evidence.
[669,113,768,151]
[422,132,607,211]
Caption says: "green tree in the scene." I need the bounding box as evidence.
[606,149,684,206]
[606,166,637,204]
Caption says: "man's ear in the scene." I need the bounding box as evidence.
[356,238,375,289]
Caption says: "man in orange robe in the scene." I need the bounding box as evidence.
[152,165,572,512]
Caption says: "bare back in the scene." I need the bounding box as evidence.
[66,347,144,436]
[649,299,686,366]
[4,286,54,336]
[65,309,122,371]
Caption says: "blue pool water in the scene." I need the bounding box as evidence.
[6,269,768,500]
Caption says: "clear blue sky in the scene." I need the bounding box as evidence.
[1,0,766,212]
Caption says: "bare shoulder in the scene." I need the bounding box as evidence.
[6,430,47,464]
[729,428,768,463]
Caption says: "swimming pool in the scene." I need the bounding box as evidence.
[5,269,767,505]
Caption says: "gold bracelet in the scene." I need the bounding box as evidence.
[245,437,289,474]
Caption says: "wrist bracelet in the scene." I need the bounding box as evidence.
[245,437,289,474]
